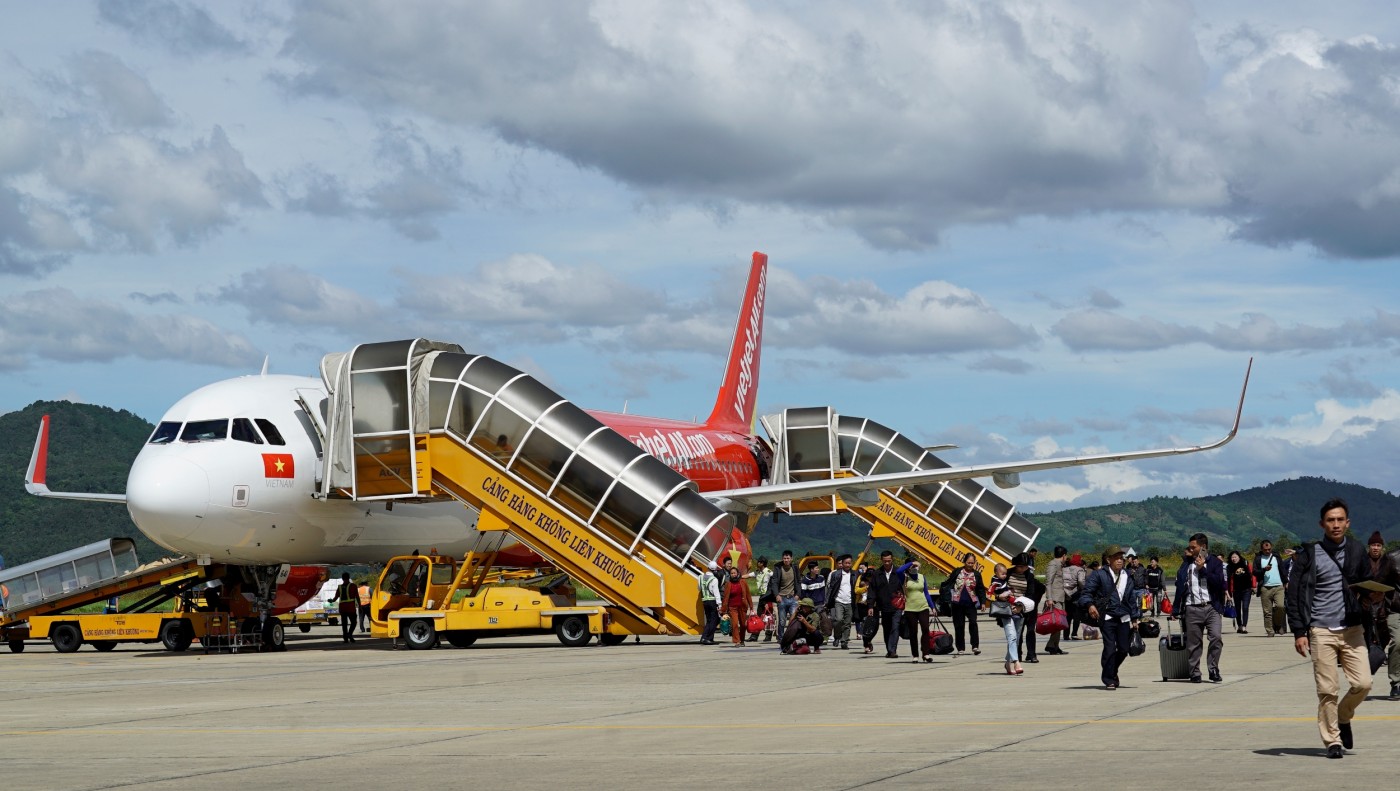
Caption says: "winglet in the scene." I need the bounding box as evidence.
[1228,357,1252,438]
[25,415,51,495]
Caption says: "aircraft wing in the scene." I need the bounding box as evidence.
[24,415,128,504]
[706,359,1251,512]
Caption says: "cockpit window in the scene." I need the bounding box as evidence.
[255,419,286,446]
[180,419,228,442]
[231,418,263,444]
[148,422,181,445]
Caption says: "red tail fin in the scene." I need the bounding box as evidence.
[703,252,768,432]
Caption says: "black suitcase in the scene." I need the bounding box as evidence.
[1159,618,1190,681]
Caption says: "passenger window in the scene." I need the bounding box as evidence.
[148,422,181,444]
[180,419,228,442]
[255,419,286,446]
[231,418,263,444]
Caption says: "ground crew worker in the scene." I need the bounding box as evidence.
[358,581,372,633]
[335,573,359,644]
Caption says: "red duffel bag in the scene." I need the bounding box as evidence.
[1035,604,1069,635]
[746,615,766,635]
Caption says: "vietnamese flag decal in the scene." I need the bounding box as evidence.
[262,453,295,478]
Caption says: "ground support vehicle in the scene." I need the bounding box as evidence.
[369,552,634,649]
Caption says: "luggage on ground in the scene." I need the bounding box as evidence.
[927,616,954,655]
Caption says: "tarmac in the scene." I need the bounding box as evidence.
[1,620,1396,791]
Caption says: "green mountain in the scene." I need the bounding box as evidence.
[0,401,156,568]
[1024,477,1400,560]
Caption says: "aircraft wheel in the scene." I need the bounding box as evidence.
[160,620,193,652]
[263,619,286,652]
[554,615,592,647]
[8,640,25,653]
[298,624,312,633]
[91,641,117,652]
[599,633,627,646]
[444,631,476,648]
[403,619,436,650]
[52,623,84,653]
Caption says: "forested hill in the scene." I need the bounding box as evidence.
[747,478,1400,566]
[1025,477,1400,560]
[0,401,157,567]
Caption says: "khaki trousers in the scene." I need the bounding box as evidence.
[1258,585,1285,636]
[1309,626,1371,747]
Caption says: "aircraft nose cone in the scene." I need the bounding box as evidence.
[127,455,209,544]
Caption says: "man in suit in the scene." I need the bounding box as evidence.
[864,550,904,659]
[1172,532,1227,683]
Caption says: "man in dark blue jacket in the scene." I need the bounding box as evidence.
[1079,545,1142,690]
[1172,532,1228,683]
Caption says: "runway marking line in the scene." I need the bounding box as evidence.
[7,714,1400,736]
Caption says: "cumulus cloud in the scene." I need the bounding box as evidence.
[215,265,396,336]
[70,50,171,128]
[270,1,1400,259]
[1053,308,1400,352]
[0,288,260,369]
[97,0,248,57]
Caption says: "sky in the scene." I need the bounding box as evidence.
[2,0,1399,514]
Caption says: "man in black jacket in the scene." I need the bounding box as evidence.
[1286,499,1373,758]
[864,550,904,659]
[824,554,859,650]
[1011,552,1044,663]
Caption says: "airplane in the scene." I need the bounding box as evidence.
[23,250,1251,641]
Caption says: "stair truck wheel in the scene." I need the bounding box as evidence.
[8,640,25,653]
[444,631,476,648]
[298,624,312,633]
[160,619,193,652]
[403,619,436,650]
[554,615,592,647]
[51,623,84,653]
[599,633,627,646]
[91,641,117,652]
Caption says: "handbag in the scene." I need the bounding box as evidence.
[988,599,1012,617]
[860,614,880,641]
[1160,596,1173,615]
[745,615,765,635]
[1128,631,1146,657]
[1369,642,1387,675]
[1035,604,1068,635]
[1222,602,1237,619]
[891,592,907,611]
[1138,619,1160,639]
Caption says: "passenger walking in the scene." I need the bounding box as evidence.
[334,573,358,644]
[1286,499,1374,758]
[865,550,905,658]
[824,554,859,650]
[800,561,826,609]
[1079,546,1142,690]
[1144,556,1167,617]
[699,562,722,645]
[896,558,935,663]
[988,563,1023,675]
[1362,531,1400,699]
[723,569,753,647]
[768,551,799,644]
[1227,550,1253,633]
[1063,555,1085,639]
[947,552,986,655]
[1043,546,1068,655]
[750,556,773,642]
[1009,553,1043,663]
[1172,533,1226,683]
[1253,540,1287,637]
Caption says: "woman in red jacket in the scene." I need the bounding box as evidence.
[724,569,753,646]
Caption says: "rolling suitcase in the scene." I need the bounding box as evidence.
[1159,618,1190,681]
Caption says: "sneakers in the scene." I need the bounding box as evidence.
[1209,670,1222,683]
[1340,722,1353,749]
[1390,683,1400,700]
[1190,674,1202,684]
[1327,744,1343,759]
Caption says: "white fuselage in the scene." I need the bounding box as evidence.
[126,374,485,565]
